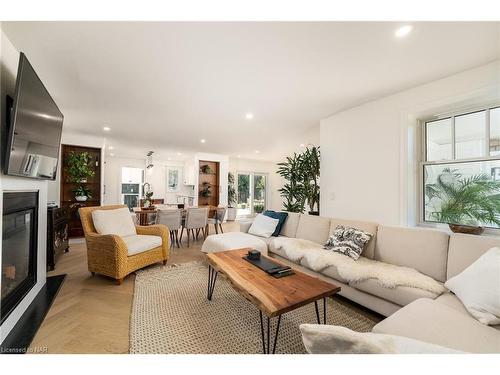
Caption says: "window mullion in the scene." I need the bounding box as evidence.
[486,108,491,157]
[451,116,456,160]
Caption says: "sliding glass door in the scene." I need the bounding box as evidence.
[237,172,267,217]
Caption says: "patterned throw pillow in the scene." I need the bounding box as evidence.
[324,226,373,260]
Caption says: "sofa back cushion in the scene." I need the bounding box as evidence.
[374,225,449,282]
[280,212,301,238]
[447,233,500,279]
[329,218,379,259]
[92,207,137,237]
[295,215,331,244]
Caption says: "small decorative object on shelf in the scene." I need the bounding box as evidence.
[73,185,92,202]
[200,182,211,197]
[200,164,213,174]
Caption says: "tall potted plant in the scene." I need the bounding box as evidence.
[227,172,237,221]
[301,146,320,215]
[425,168,500,234]
[277,153,306,213]
[277,146,320,214]
[66,151,95,201]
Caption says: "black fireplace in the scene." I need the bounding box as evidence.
[1,191,38,324]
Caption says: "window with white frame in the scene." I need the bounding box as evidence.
[422,106,500,229]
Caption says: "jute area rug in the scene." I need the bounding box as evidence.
[130,261,378,354]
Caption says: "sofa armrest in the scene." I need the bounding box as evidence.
[239,219,254,233]
[136,224,170,259]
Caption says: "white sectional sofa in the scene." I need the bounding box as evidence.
[238,212,500,353]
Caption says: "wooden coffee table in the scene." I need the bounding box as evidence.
[206,248,341,354]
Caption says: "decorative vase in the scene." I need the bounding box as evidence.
[75,195,88,202]
[448,224,484,235]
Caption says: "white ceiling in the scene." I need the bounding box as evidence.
[3,22,500,161]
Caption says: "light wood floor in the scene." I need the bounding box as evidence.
[29,222,240,354]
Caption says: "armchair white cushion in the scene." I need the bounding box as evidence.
[92,207,137,237]
[122,235,163,256]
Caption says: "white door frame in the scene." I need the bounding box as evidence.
[236,171,269,217]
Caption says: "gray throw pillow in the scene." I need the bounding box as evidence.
[324,225,373,260]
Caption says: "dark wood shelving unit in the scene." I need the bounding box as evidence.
[198,160,220,207]
[60,144,102,238]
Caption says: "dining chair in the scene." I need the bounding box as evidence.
[207,207,227,234]
[181,207,209,247]
[156,209,182,248]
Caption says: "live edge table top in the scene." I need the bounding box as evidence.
[206,248,341,318]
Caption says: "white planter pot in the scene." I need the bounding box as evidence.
[227,207,237,221]
[75,195,88,202]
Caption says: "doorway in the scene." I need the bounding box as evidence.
[236,172,268,217]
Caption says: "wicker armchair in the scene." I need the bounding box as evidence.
[79,205,170,285]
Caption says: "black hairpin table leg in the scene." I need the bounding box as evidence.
[207,265,218,301]
[259,311,282,354]
[314,298,327,324]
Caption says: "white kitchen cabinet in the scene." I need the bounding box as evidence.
[183,162,195,186]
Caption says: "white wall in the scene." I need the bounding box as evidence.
[320,60,500,225]
[228,157,283,212]
[0,28,48,343]
[103,156,195,205]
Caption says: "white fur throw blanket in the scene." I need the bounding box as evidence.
[273,238,446,295]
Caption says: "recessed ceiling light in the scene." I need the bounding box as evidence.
[177,152,182,156]
[299,143,305,148]
[245,113,254,120]
[237,154,241,158]
[254,150,260,154]
[103,126,111,132]
[109,153,114,157]
[200,139,206,143]
[395,25,412,38]
[108,146,114,150]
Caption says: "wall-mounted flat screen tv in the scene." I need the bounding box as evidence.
[4,52,63,180]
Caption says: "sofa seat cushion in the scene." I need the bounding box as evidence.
[269,237,445,295]
[299,256,348,284]
[201,232,268,255]
[436,292,500,331]
[267,237,347,283]
[353,279,440,307]
[122,235,162,256]
[373,298,500,353]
